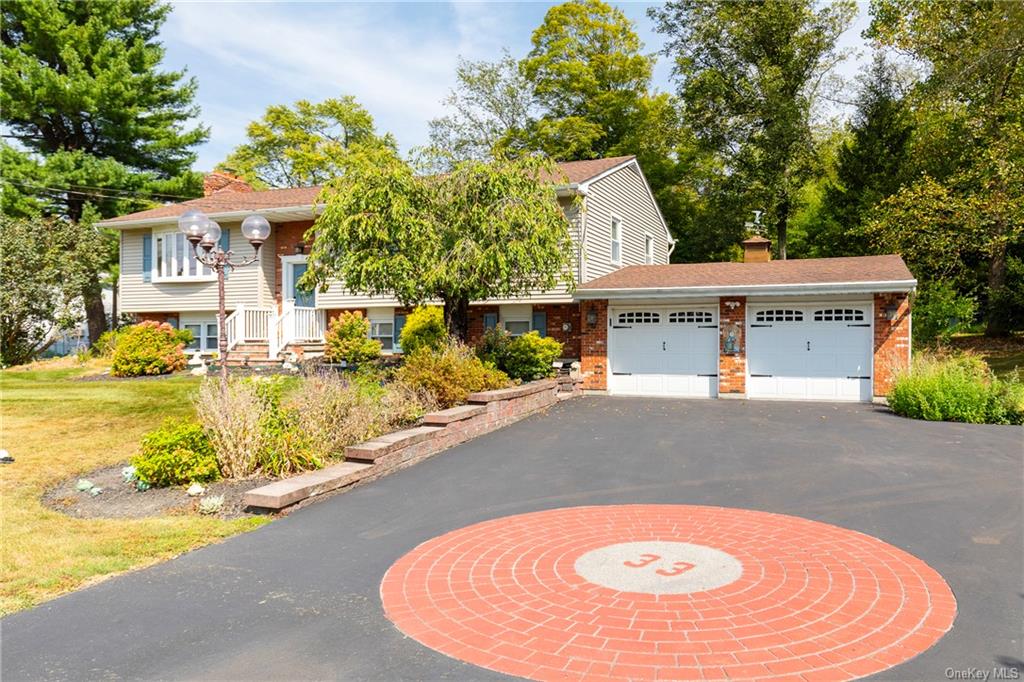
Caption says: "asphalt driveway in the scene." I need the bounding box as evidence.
[3,397,1021,681]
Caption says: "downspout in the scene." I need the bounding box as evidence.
[667,237,677,261]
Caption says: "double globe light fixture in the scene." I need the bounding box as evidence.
[177,209,272,387]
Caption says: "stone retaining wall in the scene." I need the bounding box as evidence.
[243,378,570,511]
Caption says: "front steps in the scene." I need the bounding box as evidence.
[224,342,324,367]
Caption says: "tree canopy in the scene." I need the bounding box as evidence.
[304,149,576,339]
[219,95,396,188]
[650,0,857,260]
[0,0,208,347]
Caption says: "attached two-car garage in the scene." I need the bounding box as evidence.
[606,301,875,402]
[577,253,915,403]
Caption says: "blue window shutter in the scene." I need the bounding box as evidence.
[142,233,152,282]
[394,314,407,351]
[483,313,498,330]
[220,229,230,279]
[532,311,547,337]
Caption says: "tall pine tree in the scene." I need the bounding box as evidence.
[809,54,913,257]
[1,0,207,342]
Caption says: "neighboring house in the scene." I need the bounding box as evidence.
[97,155,914,403]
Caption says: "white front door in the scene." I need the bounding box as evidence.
[747,304,873,402]
[281,256,314,307]
[608,307,719,397]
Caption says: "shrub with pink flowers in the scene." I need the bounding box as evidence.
[111,321,191,377]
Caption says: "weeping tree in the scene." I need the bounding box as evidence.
[303,148,576,339]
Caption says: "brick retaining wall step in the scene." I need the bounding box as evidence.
[422,404,487,425]
[344,426,446,463]
[242,461,372,509]
[467,379,558,403]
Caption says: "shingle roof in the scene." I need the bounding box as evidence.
[103,155,637,225]
[577,255,915,291]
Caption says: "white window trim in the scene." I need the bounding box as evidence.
[280,254,313,306]
[152,229,216,283]
[500,304,532,337]
[644,232,654,265]
[610,213,623,265]
[182,319,220,354]
[367,307,397,354]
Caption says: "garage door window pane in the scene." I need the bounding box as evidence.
[813,308,864,322]
[755,309,804,322]
[668,311,713,324]
[617,311,660,324]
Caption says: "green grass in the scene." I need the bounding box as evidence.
[0,360,269,615]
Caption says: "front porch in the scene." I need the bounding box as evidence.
[224,302,326,364]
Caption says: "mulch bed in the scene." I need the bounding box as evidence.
[42,464,274,520]
[949,333,1024,354]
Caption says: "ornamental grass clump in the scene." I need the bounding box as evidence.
[111,321,191,377]
[888,351,1024,425]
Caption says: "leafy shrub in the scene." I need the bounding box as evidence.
[476,328,562,381]
[323,311,381,364]
[94,328,122,358]
[111,321,191,377]
[476,326,512,368]
[399,306,447,354]
[503,332,562,381]
[132,418,219,487]
[889,352,1024,425]
[912,281,978,347]
[396,341,509,408]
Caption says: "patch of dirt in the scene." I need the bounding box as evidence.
[74,371,184,382]
[42,464,274,520]
[949,333,1024,355]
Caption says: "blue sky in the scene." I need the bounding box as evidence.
[162,1,873,173]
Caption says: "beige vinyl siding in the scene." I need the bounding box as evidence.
[316,196,583,309]
[119,223,275,313]
[582,164,670,282]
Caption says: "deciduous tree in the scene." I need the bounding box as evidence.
[650,0,857,259]
[1,0,207,343]
[220,96,396,188]
[304,149,575,339]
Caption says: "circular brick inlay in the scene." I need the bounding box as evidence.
[381,505,956,681]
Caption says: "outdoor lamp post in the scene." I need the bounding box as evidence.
[178,210,271,388]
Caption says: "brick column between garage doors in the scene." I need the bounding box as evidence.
[719,296,747,397]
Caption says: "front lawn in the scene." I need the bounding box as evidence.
[0,362,268,615]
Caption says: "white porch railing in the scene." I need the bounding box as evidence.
[269,302,325,359]
[225,304,275,350]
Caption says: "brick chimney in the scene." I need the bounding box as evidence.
[742,236,771,263]
[203,171,254,196]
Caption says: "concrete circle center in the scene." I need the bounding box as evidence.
[574,540,743,594]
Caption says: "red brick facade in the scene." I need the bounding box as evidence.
[274,221,313,306]
[873,292,911,397]
[718,296,747,396]
[579,300,609,390]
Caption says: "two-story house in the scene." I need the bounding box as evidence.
[99,155,914,403]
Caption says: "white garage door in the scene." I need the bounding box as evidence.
[747,304,873,402]
[608,307,719,397]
